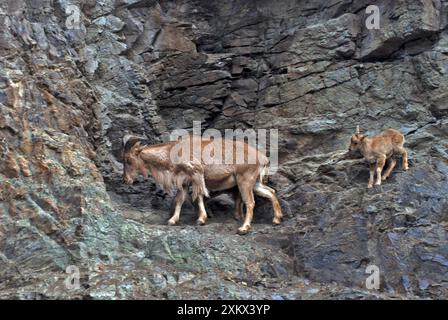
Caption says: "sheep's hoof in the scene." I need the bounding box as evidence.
[403,166,409,171]
[167,219,177,226]
[367,184,374,189]
[196,218,206,225]
[381,176,387,181]
[237,226,250,235]
[273,217,282,225]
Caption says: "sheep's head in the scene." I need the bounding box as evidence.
[348,125,366,153]
[122,134,145,185]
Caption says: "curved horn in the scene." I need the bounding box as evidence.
[122,134,135,146]
[122,133,146,146]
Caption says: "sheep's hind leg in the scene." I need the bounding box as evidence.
[382,158,397,180]
[254,182,283,225]
[236,177,256,235]
[233,191,244,221]
[397,146,409,171]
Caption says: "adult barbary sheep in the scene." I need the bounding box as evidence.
[122,134,282,234]
[349,126,409,188]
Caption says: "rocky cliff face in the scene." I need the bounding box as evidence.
[0,0,447,299]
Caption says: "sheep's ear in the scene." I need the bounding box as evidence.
[356,125,360,134]
[134,141,146,154]
[131,141,141,152]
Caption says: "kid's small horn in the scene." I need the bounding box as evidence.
[356,125,360,134]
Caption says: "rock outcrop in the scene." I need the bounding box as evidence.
[0,0,447,299]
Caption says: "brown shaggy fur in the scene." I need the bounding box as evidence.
[349,126,409,188]
[122,134,281,234]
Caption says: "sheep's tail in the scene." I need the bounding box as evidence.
[258,154,270,185]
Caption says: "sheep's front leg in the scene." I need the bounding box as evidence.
[375,155,386,186]
[368,163,376,189]
[168,187,186,225]
[196,195,208,225]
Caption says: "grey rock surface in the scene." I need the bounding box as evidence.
[0,0,447,299]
